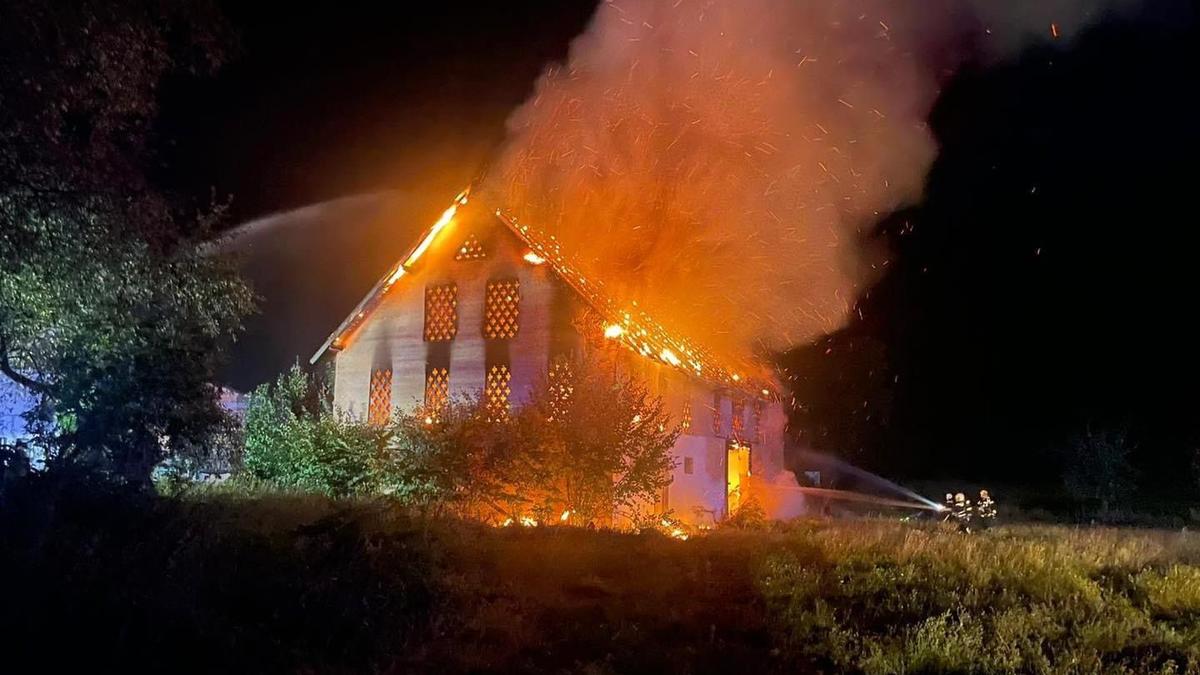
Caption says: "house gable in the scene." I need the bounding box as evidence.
[326,204,573,418]
[312,189,779,403]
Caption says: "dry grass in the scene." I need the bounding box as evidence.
[3,487,1199,673]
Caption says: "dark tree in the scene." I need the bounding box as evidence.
[0,1,254,485]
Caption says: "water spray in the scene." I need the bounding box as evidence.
[792,449,946,512]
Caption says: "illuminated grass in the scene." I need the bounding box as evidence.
[3,490,1199,673]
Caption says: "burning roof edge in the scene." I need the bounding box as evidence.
[309,188,777,400]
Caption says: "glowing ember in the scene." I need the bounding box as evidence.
[559,509,571,522]
[522,251,546,265]
[604,323,624,339]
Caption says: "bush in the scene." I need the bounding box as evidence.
[243,365,387,496]
[375,357,679,525]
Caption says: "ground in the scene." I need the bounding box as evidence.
[3,485,1199,674]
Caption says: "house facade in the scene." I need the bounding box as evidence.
[311,190,790,527]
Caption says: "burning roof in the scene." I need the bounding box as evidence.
[311,189,777,401]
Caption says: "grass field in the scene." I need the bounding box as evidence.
[3,487,1200,674]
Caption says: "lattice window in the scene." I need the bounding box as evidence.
[485,364,512,421]
[711,396,723,436]
[454,233,487,260]
[424,367,449,420]
[547,358,574,421]
[681,400,692,434]
[423,284,458,341]
[368,367,392,426]
[732,398,746,438]
[484,279,520,339]
[753,401,765,444]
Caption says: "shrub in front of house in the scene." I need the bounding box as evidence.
[240,358,679,524]
[377,358,679,525]
[242,365,387,496]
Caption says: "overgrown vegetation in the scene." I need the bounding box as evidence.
[241,359,678,523]
[242,365,385,496]
[3,487,1198,674]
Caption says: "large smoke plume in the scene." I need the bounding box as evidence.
[481,0,1133,361]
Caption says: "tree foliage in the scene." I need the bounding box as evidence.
[241,358,678,521]
[1062,426,1137,514]
[0,1,253,483]
[516,359,679,523]
[384,358,679,524]
[243,365,385,497]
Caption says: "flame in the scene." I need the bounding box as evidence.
[523,251,546,265]
[519,516,537,527]
[560,509,571,522]
[403,190,469,269]
[660,348,681,367]
[604,323,624,339]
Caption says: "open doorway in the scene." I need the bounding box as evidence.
[726,440,751,515]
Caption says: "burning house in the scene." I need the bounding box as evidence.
[310,190,791,526]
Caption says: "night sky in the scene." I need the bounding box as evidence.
[155,1,1198,485]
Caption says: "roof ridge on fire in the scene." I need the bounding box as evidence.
[310,188,776,400]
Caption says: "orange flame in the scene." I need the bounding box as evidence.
[403,189,469,269]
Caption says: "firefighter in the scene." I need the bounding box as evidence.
[952,492,974,532]
[977,489,997,528]
[942,493,955,523]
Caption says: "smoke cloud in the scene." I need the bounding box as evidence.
[481,0,1134,360]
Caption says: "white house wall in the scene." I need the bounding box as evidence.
[331,218,560,418]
